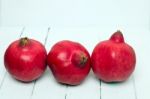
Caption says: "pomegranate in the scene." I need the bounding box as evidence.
[47,40,91,85]
[91,31,136,82]
[4,37,47,82]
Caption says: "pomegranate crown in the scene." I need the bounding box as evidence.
[19,37,29,46]
[110,30,124,43]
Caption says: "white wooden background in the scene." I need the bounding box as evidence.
[0,26,150,99]
[0,0,150,98]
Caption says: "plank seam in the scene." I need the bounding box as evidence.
[0,72,7,89]
[19,27,25,38]
[100,80,102,99]
[44,27,50,46]
[30,27,51,99]
[132,75,138,99]
[64,85,68,99]
[30,80,37,99]
[65,93,67,99]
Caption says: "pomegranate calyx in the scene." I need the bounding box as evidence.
[79,54,88,66]
[72,52,88,68]
[110,30,124,43]
[20,37,29,46]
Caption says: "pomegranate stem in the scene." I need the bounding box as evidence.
[20,37,29,46]
[80,55,88,66]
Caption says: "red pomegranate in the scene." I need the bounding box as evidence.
[4,37,47,82]
[47,40,91,85]
[91,31,136,82]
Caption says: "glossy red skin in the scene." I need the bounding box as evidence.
[91,32,136,82]
[4,39,47,82]
[47,40,91,85]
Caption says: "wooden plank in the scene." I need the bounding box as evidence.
[100,28,150,99]
[31,69,67,99]
[0,27,23,86]
[66,72,100,99]
[0,27,48,99]
[22,27,50,99]
[21,27,48,45]
[101,77,135,99]
[124,28,150,99]
[44,27,101,99]
[99,29,137,99]
[0,27,24,99]
[31,27,67,99]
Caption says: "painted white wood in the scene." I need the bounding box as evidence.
[0,27,150,99]
[21,27,51,99]
[21,27,48,45]
[31,69,67,99]
[100,28,150,99]
[100,29,136,99]
[45,27,102,99]
[0,27,24,99]
[124,28,150,99]
[31,27,67,99]
[66,72,100,99]
[0,27,48,99]
[0,27,23,84]
[101,77,135,99]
